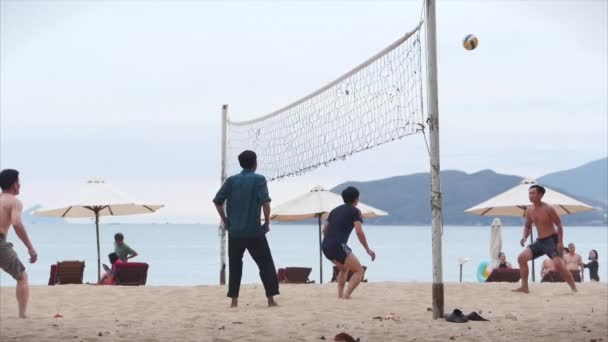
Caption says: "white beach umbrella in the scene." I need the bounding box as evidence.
[465,178,594,281]
[489,218,502,270]
[465,179,594,217]
[271,186,388,283]
[35,180,164,282]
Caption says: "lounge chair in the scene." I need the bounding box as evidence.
[485,268,521,282]
[541,270,582,283]
[53,261,85,285]
[114,262,149,286]
[282,267,314,284]
[331,266,368,283]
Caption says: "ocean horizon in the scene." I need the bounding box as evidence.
[1,223,606,286]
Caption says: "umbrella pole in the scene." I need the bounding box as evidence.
[95,210,101,284]
[530,229,535,282]
[318,215,323,284]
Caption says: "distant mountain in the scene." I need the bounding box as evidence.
[23,205,66,224]
[331,169,607,226]
[539,157,607,205]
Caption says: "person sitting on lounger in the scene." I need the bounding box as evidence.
[100,252,123,285]
[541,257,556,277]
[114,233,138,262]
[498,252,512,269]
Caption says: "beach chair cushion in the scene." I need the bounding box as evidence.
[48,264,58,286]
[115,262,149,286]
[284,267,313,284]
[277,268,286,282]
[485,268,521,283]
[55,261,85,285]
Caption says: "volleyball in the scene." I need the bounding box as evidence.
[463,34,478,50]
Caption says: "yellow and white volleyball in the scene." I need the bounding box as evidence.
[463,34,478,50]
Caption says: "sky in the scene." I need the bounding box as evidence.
[1,0,606,222]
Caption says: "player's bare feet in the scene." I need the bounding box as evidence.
[267,297,278,307]
[512,287,529,294]
[230,298,238,308]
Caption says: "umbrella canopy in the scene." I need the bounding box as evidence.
[271,186,388,283]
[35,180,164,282]
[271,186,388,221]
[465,179,594,217]
[489,218,502,270]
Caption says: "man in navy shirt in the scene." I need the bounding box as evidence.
[322,186,375,299]
[214,150,279,307]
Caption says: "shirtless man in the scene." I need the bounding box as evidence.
[0,169,37,318]
[563,243,584,278]
[513,185,576,293]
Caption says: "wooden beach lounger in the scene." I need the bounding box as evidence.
[485,268,521,282]
[541,270,582,283]
[282,267,315,284]
[52,260,85,285]
[115,262,149,286]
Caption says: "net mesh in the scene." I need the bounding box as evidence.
[226,23,425,181]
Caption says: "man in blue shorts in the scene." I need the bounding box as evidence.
[321,186,375,299]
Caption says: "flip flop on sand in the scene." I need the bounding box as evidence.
[444,309,468,323]
[334,332,360,342]
[466,312,489,321]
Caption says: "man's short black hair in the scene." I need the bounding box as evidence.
[341,186,360,204]
[114,233,124,242]
[0,169,19,191]
[238,150,257,170]
[108,252,119,264]
[529,185,546,195]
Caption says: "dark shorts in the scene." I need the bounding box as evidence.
[0,235,26,281]
[322,242,352,264]
[528,234,560,260]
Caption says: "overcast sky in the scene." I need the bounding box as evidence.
[1,0,606,222]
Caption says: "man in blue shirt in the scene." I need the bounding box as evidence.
[213,150,279,308]
[322,186,375,299]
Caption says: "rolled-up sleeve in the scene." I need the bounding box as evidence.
[213,178,231,205]
[257,177,271,204]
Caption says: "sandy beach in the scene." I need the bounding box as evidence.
[1,282,606,341]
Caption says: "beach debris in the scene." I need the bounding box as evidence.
[52,324,59,327]
[372,313,401,321]
[320,336,326,340]
[232,322,243,325]
[505,313,517,321]
[426,307,432,312]
[449,337,457,340]
[54,313,64,318]
[218,326,225,330]
[98,332,103,337]
[334,332,360,342]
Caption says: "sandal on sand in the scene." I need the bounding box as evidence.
[466,312,489,321]
[334,332,360,342]
[445,309,468,323]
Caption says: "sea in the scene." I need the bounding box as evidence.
[1,223,606,286]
